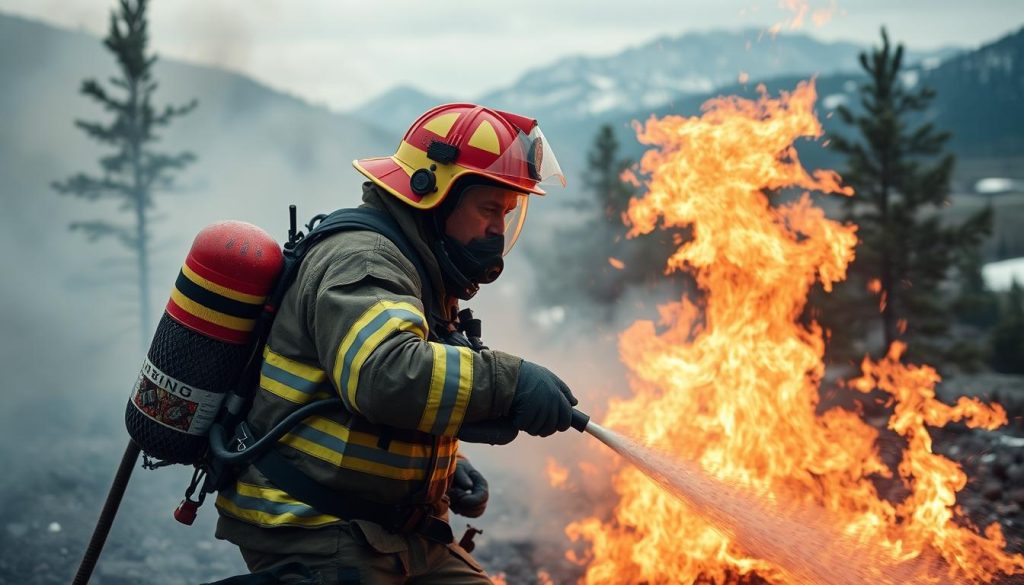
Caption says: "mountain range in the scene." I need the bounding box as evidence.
[353,28,960,133]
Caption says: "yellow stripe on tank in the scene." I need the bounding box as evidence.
[169,288,254,331]
[181,263,266,305]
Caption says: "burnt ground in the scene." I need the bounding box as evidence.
[1,374,1022,585]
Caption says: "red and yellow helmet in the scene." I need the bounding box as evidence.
[353,103,566,210]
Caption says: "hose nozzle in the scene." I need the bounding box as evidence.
[571,408,590,433]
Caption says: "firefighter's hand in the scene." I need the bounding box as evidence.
[509,361,579,437]
[457,419,519,444]
[448,458,488,518]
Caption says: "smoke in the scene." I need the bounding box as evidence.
[0,15,395,582]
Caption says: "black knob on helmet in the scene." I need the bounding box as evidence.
[410,168,437,195]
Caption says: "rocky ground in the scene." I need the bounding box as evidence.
[934,374,1024,560]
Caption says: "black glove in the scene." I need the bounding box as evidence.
[447,458,488,518]
[509,361,579,437]
[457,419,519,444]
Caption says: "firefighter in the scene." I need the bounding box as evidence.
[213,104,577,584]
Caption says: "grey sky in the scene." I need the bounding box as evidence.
[2,0,1021,110]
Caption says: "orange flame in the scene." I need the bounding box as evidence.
[774,0,839,31]
[547,456,571,489]
[566,80,1024,583]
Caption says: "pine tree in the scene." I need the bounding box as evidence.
[530,124,635,310]
[53,0,197,348]
[579,124,638,306]
[585,125,635,229]
[531,124,691,319]
[827,28,992,365]
[952,246,1000,329]
[991,280,1024,374]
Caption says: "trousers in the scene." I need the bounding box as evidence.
[217,518,493,585]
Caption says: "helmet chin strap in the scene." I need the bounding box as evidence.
[432,237,480,301]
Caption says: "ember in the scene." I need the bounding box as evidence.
[563,81,1024,583]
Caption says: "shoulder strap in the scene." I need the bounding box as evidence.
[269,208,437,319]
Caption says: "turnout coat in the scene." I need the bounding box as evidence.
[216,183,521,553]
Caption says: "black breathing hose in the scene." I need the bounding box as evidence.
[209,398,343,464]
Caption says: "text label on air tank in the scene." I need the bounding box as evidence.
[130,357,226,436]
[141,360,195,398]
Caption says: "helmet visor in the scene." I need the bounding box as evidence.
[482,125,566,192]
[502,192,528,256]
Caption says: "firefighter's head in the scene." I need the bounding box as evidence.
[354,103,565,299]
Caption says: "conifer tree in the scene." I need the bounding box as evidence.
[826,28,992,364]
[53,0,197,348]
[531,124,635,309]
[991,280,1024,374]
[532,124,691,318]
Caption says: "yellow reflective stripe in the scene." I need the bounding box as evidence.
[260,383,332,405]
[279,432,428,481]
[181,263,266,305]
[259,375,311,404]
[432,438,459,482]
[169,288,254,331]
[259,346,330,404]
[234,481,300,502]
[335,456,426,481]
[345,318,403,402]
[443,348,475,436]
[215,482,338,527]
[333,301,427,411]
[301,416,432,458]
[417,343,449,433]
[279,414,437,481]
[263,346,327,383]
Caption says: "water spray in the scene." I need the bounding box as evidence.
[567,406,956,585]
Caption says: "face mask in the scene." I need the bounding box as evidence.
[435,234,505,300]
